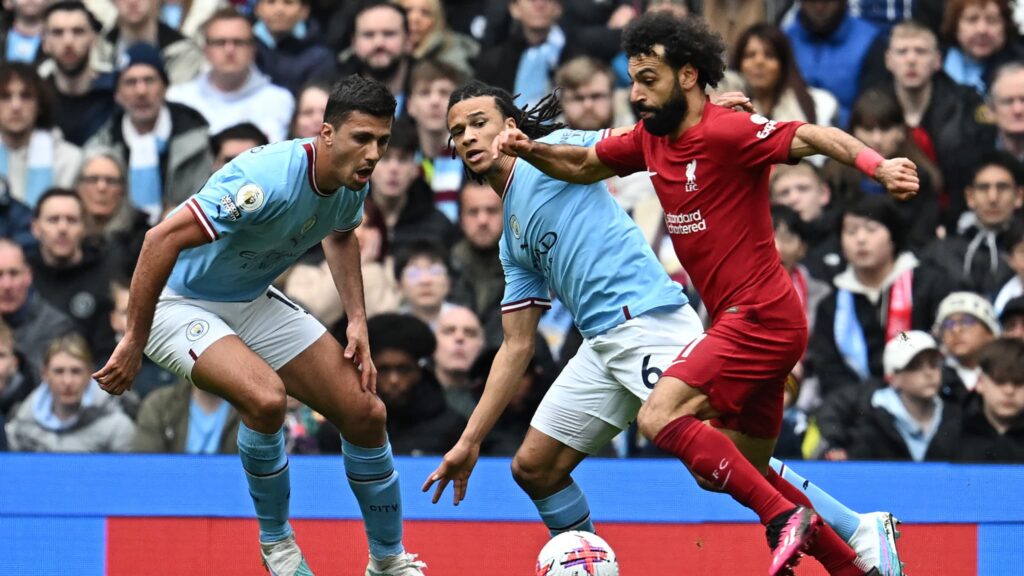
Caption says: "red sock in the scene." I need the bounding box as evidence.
[766,469,864,576]
[653,415,793,524]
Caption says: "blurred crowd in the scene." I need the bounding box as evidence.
[0,0,1022,463]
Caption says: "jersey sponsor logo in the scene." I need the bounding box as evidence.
[664,209,707,235]
[236,184,265,213]
[186,319,210,342]
[520,231,558,275]
[301,216,317,234]
[510,215,521,239]
[220,194,241,221]
[685,159,699,192]
[751,113,779,139]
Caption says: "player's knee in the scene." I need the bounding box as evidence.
[243,385,287,430]
[510,453,562,495]
[344,395,388,439]
[637,401,677,442]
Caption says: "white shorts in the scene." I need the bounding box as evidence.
[531,305,704,454]
[144,286,327,381]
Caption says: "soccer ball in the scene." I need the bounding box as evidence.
[535,531,620,576]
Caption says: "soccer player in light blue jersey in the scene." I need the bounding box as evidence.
[94,76,426,576]
[422,81,705,535]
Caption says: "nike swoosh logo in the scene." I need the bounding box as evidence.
[648,171,658,177]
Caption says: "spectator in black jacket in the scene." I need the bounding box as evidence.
[1000,295,1024,339]
[331,1,411,116]
[0,176,36,251]
[769,162,843,282]
[958,338,1024,462]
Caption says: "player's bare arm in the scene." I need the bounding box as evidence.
[790,123,920,200]
[493,127,616,184]
[323,229,377,394]
[93,208,210,395]
[423,305,544,505]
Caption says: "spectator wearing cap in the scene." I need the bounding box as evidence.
[95,0,203,85]
[86,42,212,223]
[999,295,1024,339]
[319,313,466,455]
[922,152,1023,300]
[809,195,958,400]
[957,337,1024,462]
[934,291,1001,400]
[994,222,1024,313]
[842,331,962,462]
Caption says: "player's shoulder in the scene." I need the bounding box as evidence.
[537,128,603,147]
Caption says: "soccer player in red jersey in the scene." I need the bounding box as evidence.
[492,12,918,576]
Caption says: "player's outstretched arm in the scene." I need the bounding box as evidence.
[93,209,210,395]
[492,127,616,185]
[323,230,377,394]
[789,124,920,200]
[422,305,544,506]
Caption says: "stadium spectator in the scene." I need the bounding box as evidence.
[27,188,116,358]
[399,0,479,77]
[1,0,47,64]
[957,337,1024,462]
[882,21,995,217]
[934,291,1000,400]
[333,0,413,116]
[40,1,117,148]
[821,89,942,251]
[556,56,617,132]
[283,395,320,454]
[0,238,75,372]
[994,223,1024,312]
[769,162,843,281]
[405,60,464,222]
[942,0,1023,95]
[101,277,176,398]
[771,205,830,335]
[209,122,269,172]
[287,81,328,139]
[319,313,466,455]
[432,305,484,419]
[988,62,1024,163]
[448,181,504,347]
[475,0,584,107]
[74,150,148,277]
[0,176,35,251]
[134,379,241,453]
[97,0,203,85]
[369,121,457,251]
[922,152,1021,300]
[0,319,39,418]
[157,0,223,41]
[726,23,839,129]
[809,196,955,399]
[252,0,334,94]
[843,330,962,461]
[87,43,212,222]
[0,63,83,207]
[166,8,294,141]
[785,0,881,127]
[1000,295,1024,338]
[5,332,134,452]
[469,345,555,456]
[395,241,454,331]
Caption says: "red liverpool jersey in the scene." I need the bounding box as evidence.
[596,101,805,328]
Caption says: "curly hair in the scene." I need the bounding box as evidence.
[323,75,397,127]
[622,11,726,90]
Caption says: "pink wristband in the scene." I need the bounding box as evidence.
[855,148,884,178]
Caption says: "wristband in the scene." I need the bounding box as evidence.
[855,147,884,178]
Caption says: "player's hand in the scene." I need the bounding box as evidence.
[93,336,144,396]
[875,157,919,201]
[422,440,481,506]
[345,319,377,394]
[711,91,754,113]
[492,127,533,159]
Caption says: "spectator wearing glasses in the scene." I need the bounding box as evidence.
[934,291,1000,401]
[395,241,454,332]
[73,150,149,276]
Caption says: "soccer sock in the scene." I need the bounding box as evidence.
[237,423,293,543]
[533,481,597,537]
[343,437,404,559]
[767,468,864,575]
[652,415,793,524]
[770,458,862,542]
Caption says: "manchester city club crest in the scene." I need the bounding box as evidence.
[510,215,521,239]
[236,184,265,213]
[186,319,210,342]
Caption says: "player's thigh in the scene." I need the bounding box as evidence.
[530,340,634,456]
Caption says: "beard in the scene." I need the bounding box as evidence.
[357,52,403,82]
[56,54,90,77]
[633,84,688,137]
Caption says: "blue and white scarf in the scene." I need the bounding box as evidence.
[514,25,565,108]
[0,129,55,207]
[123,106,172,224]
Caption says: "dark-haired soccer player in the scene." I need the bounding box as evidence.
[493,11,917,576]
[94,76,426,576]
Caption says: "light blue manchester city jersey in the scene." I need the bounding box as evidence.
[500,129,688,338]
[167,138,368,301]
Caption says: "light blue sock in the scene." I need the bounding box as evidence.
[343,437,404,559]
[770,458,861,542]
[533,481,596,537]
[238,423,293,543]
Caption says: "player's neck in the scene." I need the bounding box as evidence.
[668,92,708,141]
[486,155,516,199]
